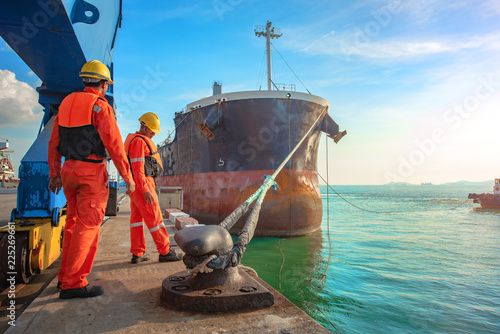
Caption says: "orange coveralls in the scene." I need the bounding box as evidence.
[48,87,133,290]
[124,132,170,256]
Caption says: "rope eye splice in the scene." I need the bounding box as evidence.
[197,177,278,274]
[264,174,278,191]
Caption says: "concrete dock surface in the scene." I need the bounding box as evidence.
[5,196,330,333]
[0,189,17,225]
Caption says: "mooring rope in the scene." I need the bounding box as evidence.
[317,131,332,290]
[212,106,329,271]
[318,173,471,214]
[278,239,342,334]
[220,105,328,231]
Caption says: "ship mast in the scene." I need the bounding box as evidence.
[255,21,282,90]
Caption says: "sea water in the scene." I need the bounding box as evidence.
[241,184,500,334]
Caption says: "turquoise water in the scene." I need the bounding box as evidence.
[241,184,500,334]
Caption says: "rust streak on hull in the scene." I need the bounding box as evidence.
[158,169,323,237]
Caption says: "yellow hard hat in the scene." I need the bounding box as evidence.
[79,60,114,84]
[139,112,161,134]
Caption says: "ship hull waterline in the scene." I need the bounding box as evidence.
[158,169,323,237]
[473,195,500,209]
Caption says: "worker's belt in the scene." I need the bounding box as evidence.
[67,156,108,163]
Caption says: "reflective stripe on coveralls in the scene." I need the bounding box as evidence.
[125,132,170,257]
[124,133,163,178]
[59,160,108,289]
[149,222,165,233]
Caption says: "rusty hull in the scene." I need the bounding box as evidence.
[158,169,322,237]
[158,93,338,237]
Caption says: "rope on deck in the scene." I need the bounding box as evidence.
[208,105,329,270]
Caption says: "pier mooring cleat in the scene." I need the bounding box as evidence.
[159,248,182,262]
[59,285,104,299]
[131,253,151,264]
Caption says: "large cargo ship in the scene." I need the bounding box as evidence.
[157,22,344,237]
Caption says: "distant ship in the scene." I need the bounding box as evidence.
[421,182,433,186]
[0,140,20,188]
[468,179,500,209]
[157,22,345,237]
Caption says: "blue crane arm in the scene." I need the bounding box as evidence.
[0,0,122,221]
[0,0,86,96]
[0,0,122,126]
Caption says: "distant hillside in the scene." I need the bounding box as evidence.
[440,180,492,186]
[385,182,416,186]
[384,180,493,186]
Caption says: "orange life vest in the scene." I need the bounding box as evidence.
[124,133,164,178]
[57,92,108,163]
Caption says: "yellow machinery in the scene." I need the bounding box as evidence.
[0,211,66,284]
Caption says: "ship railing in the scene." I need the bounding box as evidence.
[273,83,296,91]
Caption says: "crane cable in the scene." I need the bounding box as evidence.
[318,173,471,214]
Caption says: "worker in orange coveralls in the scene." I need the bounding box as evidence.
[48,60,135,299]
[124,112,182,264]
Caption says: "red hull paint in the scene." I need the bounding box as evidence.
[476,194,500,209]
[158,169,322,237]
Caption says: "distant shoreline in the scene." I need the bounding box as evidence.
[319,181,493,187]
[384,180,492,186]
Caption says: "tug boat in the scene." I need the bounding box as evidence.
[468,179,500,209]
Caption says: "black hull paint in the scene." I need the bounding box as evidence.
[158,91,338,237]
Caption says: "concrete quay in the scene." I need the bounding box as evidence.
[4,195,330,333]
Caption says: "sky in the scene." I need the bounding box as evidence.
[1,0,499,185]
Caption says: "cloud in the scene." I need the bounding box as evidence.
[282,1,500,61]
[1,42,11,52]
[297,30,500,60]
[481,0,500,16]
[0,69,43,127]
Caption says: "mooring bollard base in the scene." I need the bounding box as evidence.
[161,265,274,313]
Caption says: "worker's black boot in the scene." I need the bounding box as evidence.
[159,248,182,262]
[60,285,104,299]
[131,254,151,264]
